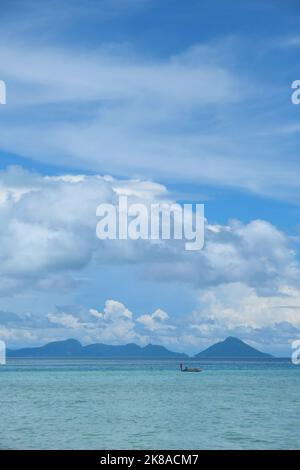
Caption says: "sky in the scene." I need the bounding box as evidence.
[0,0,299,355]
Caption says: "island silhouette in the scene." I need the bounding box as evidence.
[7,336,273,359]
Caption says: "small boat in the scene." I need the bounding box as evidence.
[179,363,202,373]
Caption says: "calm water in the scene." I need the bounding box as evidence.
[0,359,299,449]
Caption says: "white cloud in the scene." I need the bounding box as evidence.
[0,33,287,198]
[89,308,104,319]
[2,295,300,356]
[94,299,133,320]
[0,167,298,303]
[137,308,174,332]
[194,283,300,329]
[0,166,299,353]
[0,166,170,294]
[88,299,138,344]
[0,325,37,345]
[47,313,82,329]
[0,34,298,199]
[0,39,240,108]
[145,219,299,294]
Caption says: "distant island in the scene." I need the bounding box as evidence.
[7,336,274,359]
[7,338,188,359]
[194,336,273,359]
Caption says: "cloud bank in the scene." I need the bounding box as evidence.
[0,166,299,354]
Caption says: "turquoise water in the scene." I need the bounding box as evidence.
[0,359,299,449]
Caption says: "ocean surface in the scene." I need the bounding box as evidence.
[0,358,299,450]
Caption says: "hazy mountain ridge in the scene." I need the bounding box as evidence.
[7,338,188,358]
[7,336,274,359]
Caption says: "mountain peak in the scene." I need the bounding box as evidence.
[224,336,242,344]
[195,337,273,359]
[58,338,82,346]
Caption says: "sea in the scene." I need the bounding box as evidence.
[0,358,299,450]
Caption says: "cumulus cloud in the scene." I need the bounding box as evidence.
[0,166,299,353]
[47,313,82,329]
[1,295,300,356]
[0,325,37,344]
[137,308,174,332]
[194,283,300,329]
[90,299,133,320]
[88,299,138,344]
[145,219,300,294]
[0,166,299,301]
[0,2,299,355]
[0,166,170,294]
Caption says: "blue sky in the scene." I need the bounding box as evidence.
[0,0,299,355]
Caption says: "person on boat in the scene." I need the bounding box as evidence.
[180,362,184,371]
